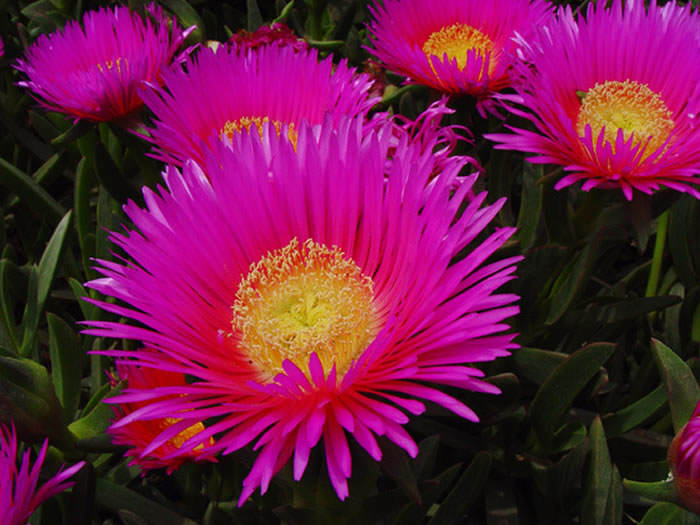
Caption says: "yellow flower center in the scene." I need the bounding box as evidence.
[576,80,674,159]
[157,418,208,451]
[221,116,298,149]
[232,238,380,382]
[422,23,494,76]
[97,57,128,74]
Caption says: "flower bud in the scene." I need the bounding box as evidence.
[668,402,700,514]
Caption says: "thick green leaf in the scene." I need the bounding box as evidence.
[246,0,264,30]
[47,312,83,422]
[603,384,667,438]
[20,211,72,356]
[604,466,623,525]
[516,163,543,251]
[74,157,96,277]
[0,260,19,352]
[651,338,700,433]
[582,416,613,525]
[272,1,295,24]
[669,197,699,287]
[69,382,120,440]
[0,156,65,223]
[639,503,700,525]
[512,347,567,385]
[95,479,199,525]
[530,343,616,448]
[427,452,491,525]
[158,0,205,41]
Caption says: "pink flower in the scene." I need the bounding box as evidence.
[141,44,378,166]
[15,4,193,123]
[366,0,551,113]
[229,22,308,52]
[487,0,700,200]
[84,116,520,503]
[107,359,214,474]
[669,402,700,513]
[0,424,84,525]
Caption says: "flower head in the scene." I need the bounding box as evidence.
[15,4,193,123]
[229,22,308,52]
[141,44,378,165]
[668,401,700,513]
[106,360,214,474]
[366,0,551,111]
[0,424,84,525]
[487,0,700,200]
[84,116,520,503]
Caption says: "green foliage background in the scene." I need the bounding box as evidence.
[0,0,699,523]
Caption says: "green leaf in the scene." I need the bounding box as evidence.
[516,163,543,251]
[380,438,420,504]
[158,0,205,41]
[272,1,295,24]
[512,347,567,385]
[604,466,623,525]
[623,479,677,505]
[0,156,66,224]
[50,120,92,147]
[20,211,72,356]
[0,260,19,352]
[95,479,199,525]
[69,278,97,321]
[651,338,700,433]
[246,0,264,30]
[69,382,120,440]
[530,342,616,448]
[603,384,667,438]
[427,452,491,525]
[582,416,613,525]
[639,503,700,525]
[74,157,96,277]
[47,312,83,422]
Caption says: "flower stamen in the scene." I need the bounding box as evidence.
[221,116,298,149]
[422,23,494,78]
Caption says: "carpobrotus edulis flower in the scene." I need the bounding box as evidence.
[668,401,700,514]
[487,0,700,200]
[84,116,521,503]
[0,424,84,525]
[15,4,193,123]
[141,45,377,165]
[366,0,551,113]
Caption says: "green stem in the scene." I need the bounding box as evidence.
[645,210,669,298]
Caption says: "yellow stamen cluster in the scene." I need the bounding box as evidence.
[221,116,298,149]
[422,23,494,77]
[97,57,128,74]
[157,418,208,451]
[576,79,674,159]
[232,238,380,382]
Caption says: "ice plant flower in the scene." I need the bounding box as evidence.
[141,44,377,165]
[84,116,521,503]
[106,360,214,473]
[366,0,551,112]
[229,22,308,52]
[668,401,700,514]
[0,424,84,525]
[15,4,193,123]
[487,0,700,200]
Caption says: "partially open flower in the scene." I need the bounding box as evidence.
[229,22,308,53]
[0,424,84,525]
[15,4,193,123]
[668,402,700,514]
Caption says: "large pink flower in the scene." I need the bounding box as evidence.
[141,45,378,166]
[366,0,551,111]
[15,4,193,123]
[0,424,84,525]
[84,116,520,503]
[487,0,700,200]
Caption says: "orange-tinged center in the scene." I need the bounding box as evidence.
[232,238,380,382]
[422,23,494,76]
[157,418,208,451]
[221,116,298,149]
[576,80,674,159]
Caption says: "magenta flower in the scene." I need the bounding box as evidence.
[487,0,700,200]
[84,116,520,503]
[141,44,377,166]
[366,0,551,112]
[0,424,84,525]
[669,402,700,514]
[15,4,193,123]
[229,22,308,52]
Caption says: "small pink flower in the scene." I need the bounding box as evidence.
[84,115,520,504]
[0,424,84,525]
[229,23,308,52]
[15,4,193,123]
[487,0,700,200]
[366,0,551,114]
[669,402,700,514]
